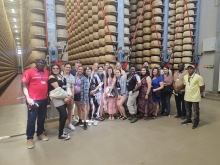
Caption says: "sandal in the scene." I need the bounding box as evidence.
[121,116,127,120]
[108,117,112,121]
[142,116,147,120]
[111,116,115,120]
[117,115,123,119]
[98,116,105,121]
[152,115,157,119]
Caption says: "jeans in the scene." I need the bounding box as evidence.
[26,99,48,139]
[161,92,172,115]
[175,92,186,117]
[127,91,139,115]
[185,101,200,124]
[56,104,67,137]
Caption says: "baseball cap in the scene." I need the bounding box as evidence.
[187,65,195,69]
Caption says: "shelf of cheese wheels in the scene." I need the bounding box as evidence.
[0,0,17,89]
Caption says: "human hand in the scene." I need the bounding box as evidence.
[90,90,96,95]
[118,96,121,100]
[153,89,157,92]
[26,97,34,106]
[164,83,167,86]
[98,82,103,87]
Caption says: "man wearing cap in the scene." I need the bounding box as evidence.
[22,58,50,149]
[70,59,81,76]
[181,65,205,129]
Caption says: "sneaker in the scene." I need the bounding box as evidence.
[37,134,49,141]
[75,120,83,126]
[63,131,70,136]
[72,115,79,122]
[128,116,133,120]
[192,123,199,129]
[174,115,181,118]
[88,120,92,126]
[58,133,70,140]
[84,122,87,130]
[68,123,75,131]
[93,120,98,126]
[181,120,192,125]
[27,139,34,149]
[130,116,138,123]
[181,116,186,120]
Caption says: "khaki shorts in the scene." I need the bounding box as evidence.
[66,100,74,110]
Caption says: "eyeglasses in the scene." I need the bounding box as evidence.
[52,68,59,70]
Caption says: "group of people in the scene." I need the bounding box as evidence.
[22,58,205,149]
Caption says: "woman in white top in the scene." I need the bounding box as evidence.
[115,62,127,78]
[61,62,75,131]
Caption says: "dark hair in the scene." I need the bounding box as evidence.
[86,66,92,71]
[106,66,114,79]
[129,64,136,70]
[152,67,160,77]
[50,64,61,78]
[98,65,104,69]
[160,61,166,68]
[64,62,72,67]
[143,61,149,64]
[78,66,84,70]
[141,67,150,78]
[162,66,170,75]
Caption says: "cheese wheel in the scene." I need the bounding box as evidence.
[151,48,160,55]
[168,35,175,40]
[137,1,144,8]
[130,5,137,12]
[88,18,93,25]
[29,26,45,38]
[130,58,136,63]
[174,58,182,63]
[150,63,160,69]
[170,16,176,22]
[29,13,44,22]
[136,51,143,57]
[136,58,143,64]
[136,44,144,50]
[183,31,194,37]
[181,57,192,63]
[143,50,151,57]
[29,39,46,49]
[105,45,114,53]
[130,19,137,25]
[124,8,129,15]
[183,44,193,50]
[143,35,151,42]
[124,37,130,43]
[175,39,183,45]
[124,18,130,25]
[151,24,162,31]
[143,57,151,63]
[132,45,136,51]
[136,30,143,37]
[169,10,176,16]
[98,29,105,38]
[92,6,99,14]
[55,5,66,14]
[92,15,99,23]
[106,15,117,22]
[105,35,116,42]
[176,7,184,14]
[153,8,163,14]
[173,64,178,69]
[151,33,162,39]
[99,47,105,55]
[98,20,105,28]
[174,46,183,51]
[176,33,183,38]
[124,27,129,34]
[93,40,99,48]
[169,58,174,64]
[184,17,194,24]
[184,24,194,30]
[99,56,106,63]
[152,16,162,23]
[176,1,184,7]
[151,40,161,47]
[182,51,193,57]
[143,20,151,27]
[93,48,99,56]
[183,38,193,44]
[152,0,163,7]
[130,0,138,5]
[104,5,117,13]
[175,20,184,26]
[184,10,195,17]
[184,3,195,10]
[143,12,152,19]
[105,25,117,33]
[89,42,94,49]
[175,26,184,32]
[143,42,151,49]
[93,57,100,63]
[130,52,136,58]
[174,52,182,57]
[151,56,160,62]
[89,34,94,42]
[136,37,143,43]
[131,12,137,18]
[99,38,106,46]
[89,50,94,56]
[136,64,142,71]
[143,27,151,34]
[176,13,184,20]
[105,55,116,62]
[28,1,43,9]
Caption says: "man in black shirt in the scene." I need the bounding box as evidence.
[70,59,81,76]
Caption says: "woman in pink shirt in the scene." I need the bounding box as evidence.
[161,66,173,116]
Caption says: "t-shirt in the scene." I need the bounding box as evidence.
[152,76,163,90]
[70,68,77,76]
[22,68,49,100]
[173,70,188,92]
[160,69,172,75]
[184,73,204,102]
[127,73,141,91]
[61,72,75,86]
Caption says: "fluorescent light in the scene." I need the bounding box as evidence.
[15,30,18,32]
[13,18,16,22]
[16,37,19,39]
[11,0,13,2]
[14,25,17,28]
[12,9,15,13]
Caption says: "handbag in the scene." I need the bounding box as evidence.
[163,85,173,93]
[106,86,116,97]
[155,90,161,98]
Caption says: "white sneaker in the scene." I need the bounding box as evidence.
[72,115,79,122]
[93,120,98,126]
[88,120,92,126]
[68,124,75,131]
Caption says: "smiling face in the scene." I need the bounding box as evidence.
[116,62,121,70]
[107,68,113,75]
[93,63,98,71]
[86,67,92,76]
[35,59,46,71]
[143,62,149,68]
[129,67,135,75]
[64,64,71,74]
[105,63,110,70]
[187,66,195,75]
[77,66,84,75]
[115,70,121,78]
[98,67,104,75]
[153,68,158,76]
[51,65,60,75]
[163,67,168,74]
[141,68,147,76]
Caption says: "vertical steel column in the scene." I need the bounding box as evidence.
[117,0,124,62]
[194,0,201,54]
[162,0,169,52]
[45,0,59,118]
[45,0,58,62]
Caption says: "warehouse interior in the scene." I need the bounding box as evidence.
[0,0,220,164]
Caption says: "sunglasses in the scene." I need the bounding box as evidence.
[52,68,59,70]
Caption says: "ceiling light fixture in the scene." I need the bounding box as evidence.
[13,18,16,22]
[12,9,15,13]
[15,30,18,32]
[14,25,17,28]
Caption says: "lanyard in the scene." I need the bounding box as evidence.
[177,70,185,79]
[34,67,44,81]
[188,73,195,86]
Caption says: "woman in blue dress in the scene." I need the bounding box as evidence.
[151,67,164,119]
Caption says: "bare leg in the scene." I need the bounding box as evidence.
[154,102,159,116]
[75,101,82,119]
[117,96,128,117]
[99,94,104,116]
[80,104,87,121]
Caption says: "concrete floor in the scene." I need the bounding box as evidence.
[0,98,220,165]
